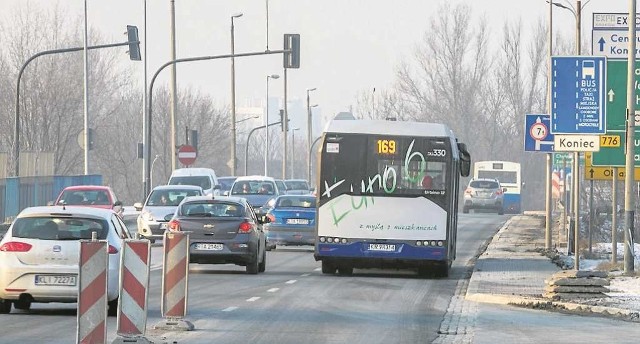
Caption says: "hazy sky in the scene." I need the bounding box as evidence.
[1,0,633,126]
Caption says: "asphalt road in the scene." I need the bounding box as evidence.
[0,213,507,344]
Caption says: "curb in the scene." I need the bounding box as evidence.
[466,292,640,322]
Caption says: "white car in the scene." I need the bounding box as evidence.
[136,184,203,241]
[0,205,131,315]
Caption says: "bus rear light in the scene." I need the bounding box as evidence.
[266,214,276,223]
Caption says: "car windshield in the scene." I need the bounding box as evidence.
[277,197,316,208]
[169,176,211,190]
[181,202,245,217]
[59,190,110,206]
[218,178,237,191]
[147,189,201,206]
[285,180,309,190]
[11,217,109,240]
[470,180,500,189]
[231,181,276,195]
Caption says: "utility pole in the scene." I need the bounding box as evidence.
[545,0,553,252]
[169,0,178,170]
[623,0,636,275]
[83,0,90,175]
[282,68,288,180]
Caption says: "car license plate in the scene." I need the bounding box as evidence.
[368,244,396,252]
[35,275,77,286]
[160,223,168,230]
[286,218,309,225]
[195,243,223,251]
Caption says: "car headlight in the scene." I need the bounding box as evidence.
[142,211,154,222]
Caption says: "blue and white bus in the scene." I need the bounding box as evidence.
[314,119,471,277]
[473,161,522,213]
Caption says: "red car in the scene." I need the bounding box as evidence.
[54,185,123,213]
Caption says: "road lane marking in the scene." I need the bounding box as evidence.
[267,288,280,293]
[285,280,297,284]
[314,268,321,271]
[222,307,238,312]
[246,297,261,302]
[301,273,310,277]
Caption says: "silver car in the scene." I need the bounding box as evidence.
[0,205,131,315]
[462,178,505,215]
[136,185,203,241]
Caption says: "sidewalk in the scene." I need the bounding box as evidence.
[466,214,640,322]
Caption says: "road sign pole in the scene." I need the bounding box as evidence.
[545,1,553,251]
[624,0,636,275]
[612,167,618,264]
[573,152,580,270]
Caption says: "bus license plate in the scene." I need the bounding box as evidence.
[195,243,224,251]
[368,244,395,252]
[35,275,77,286]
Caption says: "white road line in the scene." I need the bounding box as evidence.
[267,288,280,293]
[222,307,238,312]
[314,268,321,271]
[246,297,261,302]
[285,280,297,284]
[301,273,310,277]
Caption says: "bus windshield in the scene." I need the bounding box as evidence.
[320,134,450,199]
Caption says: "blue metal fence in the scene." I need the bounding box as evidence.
[0,175,102,222]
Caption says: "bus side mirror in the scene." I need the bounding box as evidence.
[521,181,526,189]
[457,142,471,177]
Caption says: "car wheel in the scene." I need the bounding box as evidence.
[108,298,118,317]
[337,266,353,276]
[462,206,469,214]
[258,249,266,273]
[246,254,259,275]
[0,300,12,314]
[13,299,31,311]
[321,261,336,274]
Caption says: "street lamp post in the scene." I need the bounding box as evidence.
[150,154,160,187]
[265,74,280,176]
[306,87,317,182]
[230,12,243,176]
[290,128,300,178]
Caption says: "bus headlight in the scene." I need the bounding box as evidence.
[416,241,422,246]
[430,241,436,246]
[423,241,429,246]
[319,237,326,243]
[437,241,444,247]
[333,237,340,243]
[341,238,348,244]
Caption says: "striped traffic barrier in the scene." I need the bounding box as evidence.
[113,240,151,344]
[77,240,108,344]
[154,231,194,331]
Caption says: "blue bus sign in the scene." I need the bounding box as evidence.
[550,56,607,134]
[524,114,554,152]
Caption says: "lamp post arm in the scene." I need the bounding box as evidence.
[144,49,288,198]
[245,121,282,176]
[13,40,135,177]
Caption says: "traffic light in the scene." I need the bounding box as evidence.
[87,128,94,150]
[126,25,141,61]
[189,129,198,152]
[283,34,300,69]
[279,109,284,131]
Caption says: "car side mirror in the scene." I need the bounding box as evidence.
[457,142,471,177]
[113,201,123,213]
[223,191,229,196]
[133,202,143,211]
[164,214,174,221]
[503,188,507,193]
[47,201,54,206]
[259,215,271,224]
[214,184,222,190]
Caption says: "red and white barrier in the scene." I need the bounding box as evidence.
[115,240,150,341]
[77,241,108,344]
[155,231,193,331]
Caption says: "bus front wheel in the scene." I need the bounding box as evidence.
[322,261,337,274]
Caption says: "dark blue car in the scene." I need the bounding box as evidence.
[264,195,316,250]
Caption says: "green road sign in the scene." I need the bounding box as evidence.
[591,129,640,166]
[553,152,572,166]
[606,60,640,131]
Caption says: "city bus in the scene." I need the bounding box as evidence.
[473,161,522,213]
[314,119,471,277]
